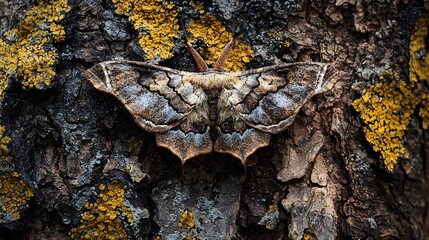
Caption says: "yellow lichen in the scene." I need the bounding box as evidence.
[69,181,133,240]
[268,29,292,48]
[112,0,179,60]
[409,10,429,129]
[0,125,11,162]
[302,228,318,240]
[0,0,67,222]
[0,125,34,223]
[0,172,34,223]
[353,9,429,171]
[0,0,70,96]
[110,1,253,70]
[188,14,254,71]
[353,67,421,171]
[0,125,12,172]
[178,209,199,240]
[420,94,429,129]
[409,10,428,83]
[189,0,205,15]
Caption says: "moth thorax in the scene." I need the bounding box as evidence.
[189,73,232,90]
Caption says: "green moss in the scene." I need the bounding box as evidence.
[0,0,70,95]
[69,181,133,240]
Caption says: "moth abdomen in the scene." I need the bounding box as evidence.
[206,89,220,123]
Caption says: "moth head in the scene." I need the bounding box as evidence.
[186,39,234,72]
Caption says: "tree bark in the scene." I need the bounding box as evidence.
[0,0,428,239]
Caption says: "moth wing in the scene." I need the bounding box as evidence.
[213,62,337,164]
[236,62,338,134]
[155,72,213,163]
[213,127,271,164]
[156,128,213,164]
[83,60,193,133]
[213,74,272,164]
[84,60,213,163]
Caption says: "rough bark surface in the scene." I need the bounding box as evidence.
[0,0,428,239]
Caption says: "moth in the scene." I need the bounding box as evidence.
[84,39,338,164]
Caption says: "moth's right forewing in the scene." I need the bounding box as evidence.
[237,63,338,134]
[83,61,192,133]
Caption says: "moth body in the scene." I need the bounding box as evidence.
[185,71,236,90]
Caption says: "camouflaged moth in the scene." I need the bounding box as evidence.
[83,39,338,164]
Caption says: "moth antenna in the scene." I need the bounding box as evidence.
[214,38,234,71]
[186,41,210,72]
[181,19,209,72]
[230,19,237,36]
[213,19,237,71]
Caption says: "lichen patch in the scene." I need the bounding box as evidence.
[0,172,34,223]
[69,181,133,240]
[353,9,429,171]
[188,14,254,71]
[112,0,179,60]
[0,0,70,95]
[409,11,429,129]
[353,67,420,171]
[179,209,199,240]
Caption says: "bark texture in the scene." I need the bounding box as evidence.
[0,0,428,239]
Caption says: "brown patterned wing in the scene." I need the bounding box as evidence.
[236,62,338,134]
[213,127,271,164]
[210,71,269,164]
[83,60,212,163]
[213,62,337,164]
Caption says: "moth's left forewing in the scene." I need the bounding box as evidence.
[84,61,215,163]
[237,63,338,134]
[84,61,194,133]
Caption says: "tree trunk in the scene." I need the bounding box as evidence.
[0,0,428,239]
